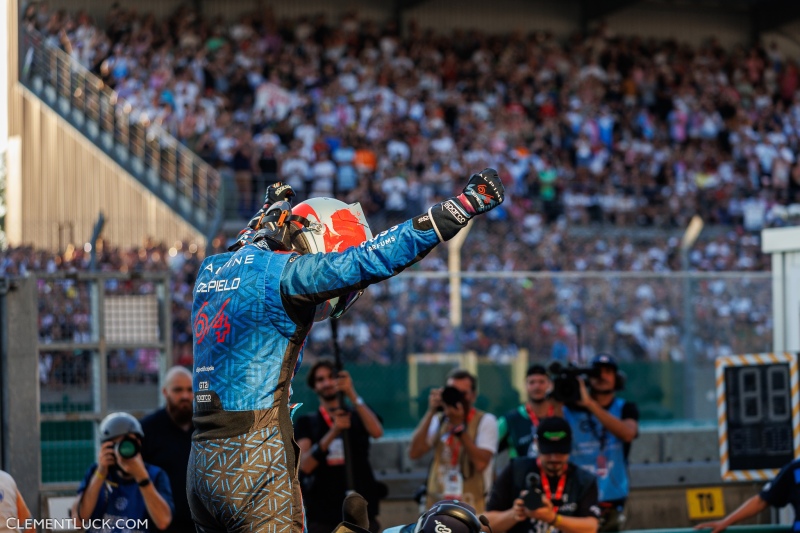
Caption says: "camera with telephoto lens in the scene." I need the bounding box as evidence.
[437,386,466,411]
[114,436,141,459]
[548,362,599,405]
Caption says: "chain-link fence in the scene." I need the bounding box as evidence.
[36,272,171,485]
[24,269,772,484]
[297,270,772,427]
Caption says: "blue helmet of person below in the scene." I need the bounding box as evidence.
[257,197,374,322]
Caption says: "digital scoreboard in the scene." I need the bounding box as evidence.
[716,353,799,480]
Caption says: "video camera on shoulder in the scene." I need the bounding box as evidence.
[548,362,599,405]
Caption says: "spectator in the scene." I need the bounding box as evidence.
[25,4,800,237]
[485,417,600,533]
[295,359,386,533]
[140,366,194,533]
[408,368,499,513]
[12,4,792,382]
[562,355,639,532]
[694,456,800,532]
[73,412,173,532]
[498,363,562,459]
[0,470,35,533]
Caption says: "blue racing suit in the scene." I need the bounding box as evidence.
[188,218,444,533]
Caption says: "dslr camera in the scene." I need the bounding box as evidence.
[438,386,466,410]
[113,436,141,459]
[522,472,545,510]
[548,362,599,405]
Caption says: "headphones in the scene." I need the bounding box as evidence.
[413,503,483,533]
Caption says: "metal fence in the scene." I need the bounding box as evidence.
[21,268,772,485]
[294,270,773,425]
[36,272,171,485]
[19,29,224,241]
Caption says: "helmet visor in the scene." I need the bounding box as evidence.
[330,289,364,319]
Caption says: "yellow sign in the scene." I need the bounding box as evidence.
[686,488,726,520]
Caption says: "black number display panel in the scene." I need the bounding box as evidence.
[724,363,793,471]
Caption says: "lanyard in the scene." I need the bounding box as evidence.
[319,406,335,428]
[525,402,554,428]
[537,458,567,512]
[585,412,608,453]
[445,408,476,466]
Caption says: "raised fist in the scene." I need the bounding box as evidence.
[457,168,504,216]
[229,183,296,251]
[264,182,295,207]
[418,168,506,243]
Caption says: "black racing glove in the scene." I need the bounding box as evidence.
[229,182,296,251]
[417,168,504,241]
[457,167,504,215]
[264,182,296,206]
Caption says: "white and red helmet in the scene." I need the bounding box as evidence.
[257,197,373,321]
[293,198,373,321]
[291,197,373,256]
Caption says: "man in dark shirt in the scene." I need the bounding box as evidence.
[141,366,194,533]
[498,363,561,459]
[294,359,385,533]
[695,457,800,532]
[485,417,600,533]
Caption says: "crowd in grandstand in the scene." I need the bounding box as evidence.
[1,226,772,388]
[13,3,791,384]
[24,2,800,228]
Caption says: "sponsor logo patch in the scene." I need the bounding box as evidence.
[443,200,467,224]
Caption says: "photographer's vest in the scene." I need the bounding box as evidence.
[564,399,629,503]
[426,409,487,513]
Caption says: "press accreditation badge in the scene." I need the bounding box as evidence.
[528,427,539,457]
[327,438,345,466]
[443,468,464,500]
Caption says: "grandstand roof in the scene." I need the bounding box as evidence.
[389,0,800,36]
[578,0,800,34]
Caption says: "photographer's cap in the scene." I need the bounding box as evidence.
[99,412,144,441]
[526,363,548,377]
[537,417,572,455]
[591,354,618,370]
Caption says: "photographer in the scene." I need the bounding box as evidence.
[296,359,385,533]
[561,355,639,532]
[74,412,173,532]
[498,364,562,458]
[408,369,498,513]
[485,417,600,533]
